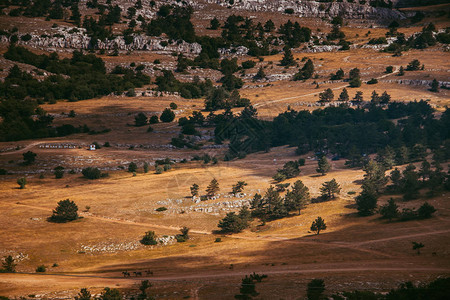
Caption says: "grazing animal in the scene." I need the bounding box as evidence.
[134,271,142,277]
[146,270,153,276]
[122,271,130,277]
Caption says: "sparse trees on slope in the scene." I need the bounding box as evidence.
[140,231,157,245]
[280,46,295,66]
[355,189,378,216]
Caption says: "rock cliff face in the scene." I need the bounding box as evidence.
[1,28,202,54]
[206,0,405,20]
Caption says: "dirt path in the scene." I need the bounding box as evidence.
[3,264,449,283]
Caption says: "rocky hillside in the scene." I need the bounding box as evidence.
[207,0,404,21]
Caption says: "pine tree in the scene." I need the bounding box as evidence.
[285,180,310,214]
[253,66,266,80]
[352,91,363,103]
[232,181,247,194]
[371,90,380,104]
[293,59,314,80]
[2,255,16,272]
[319,88,334,102]
[320,179,341,200]
[310,217,327,235]
[430,79,439,92]
[316,156,331,175]
[190,183,199,197]
[362,160,388,195]
[348,67,361,87]
[398,66,405,76]
[206,178,220,198]
[307,279,325,300]
[338,88,349,101]
[75,288,92,300]
[48,199,79,223]
[379,198,399,221]
[280,46,295,66]
[380,91,391,104]
[355,189,378,216]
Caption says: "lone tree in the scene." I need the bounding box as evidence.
[307,279,325,300]
[140,231,158,245]
[232,181,247,194]
[379,198,399,221]
[48,199,79,223]
[160,108,175,122]
[17,177,27,189]
[316,156,331,175]
[412,241,424,255]
[311,217,327,235]
[190,183,199,197]
[75,288,92,300]
[206,178,220,198]
[320,179,341,200]
[23,151,36,165]
[2,255,16,272]
[418,202,436,219]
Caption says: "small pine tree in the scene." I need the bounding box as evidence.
[412,241,424,255]
[128,162,138,173]
[253,66,266,80]
[310,217,327,235]
[23,151,36,165]
[338,88,349,101]
[355,190,378,216]
[307,279,325,300]
[232,181,247,194]
[75,288,92,300]
[316,157,331,175]
[17,177,27,189]
[206,178,220,198]
[134,112,148,126]
[430,79,439,92]
[140,231,158,245]
[379,198,399,221]
[143,162,149,173]
[398,66,405,76]
[190,183,199,197]
[2,255,16,272]
[319,88,334,102]
[54,166,65,179]
[320,179,341,200]
[209,17,220,30]
[48,199,79,223]
[160,108,175,122]
[280,46,295,66]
